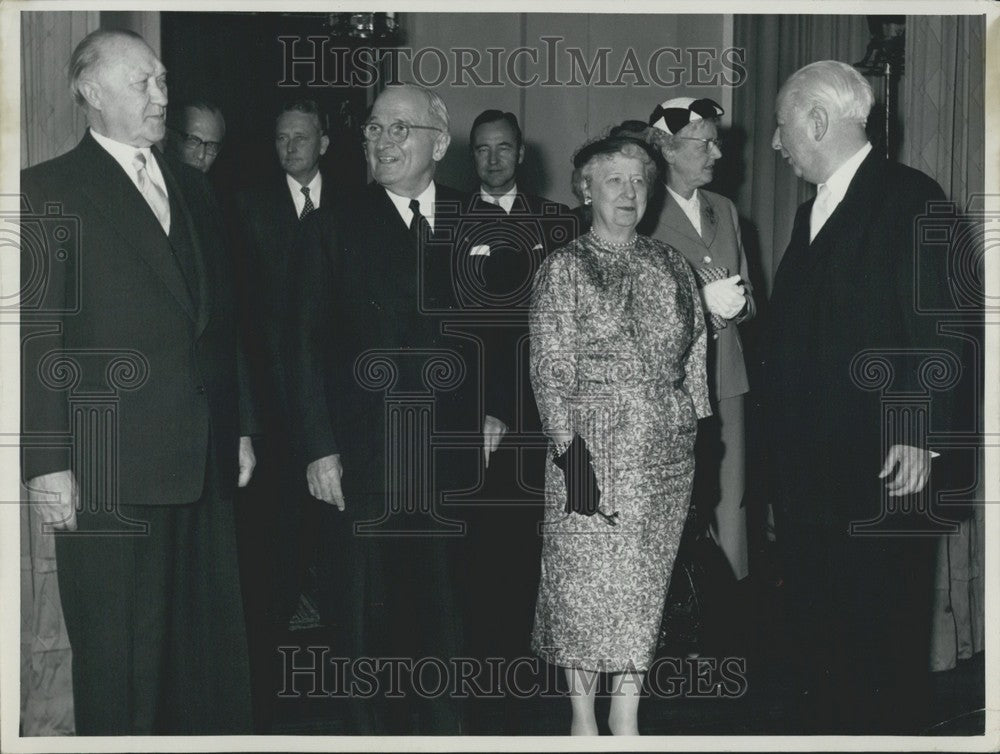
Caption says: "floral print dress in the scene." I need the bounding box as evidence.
[529,230,710,672]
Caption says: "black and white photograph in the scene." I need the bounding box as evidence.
[3,1,996,748]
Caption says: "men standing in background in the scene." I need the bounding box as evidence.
[646,97,754,583]
[233,98,334,728]
[21,28,255,734]
[166,100,225,174]
[290,83,471,734]
[766,60,958,733]
[460,110,577,714]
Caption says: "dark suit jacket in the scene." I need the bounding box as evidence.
[650,188,754,402]
[765,150,957,528]
[234,173,329,436]
[290,181,474,479]
[21,130,249,506]
[459,192,579,427]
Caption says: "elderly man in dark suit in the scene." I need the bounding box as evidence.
[646,97,755,583]
[290,83,472,734]
[766,60,959,733]
[20,29,255,734]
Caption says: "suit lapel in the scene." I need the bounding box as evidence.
[279,180,298,225]
[700,192,718,248]
[509,192,530,216]
[662,191,704,247]
[76,133,198,323]
[808,152,884,258]
[156,149,211,336]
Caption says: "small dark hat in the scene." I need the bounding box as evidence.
[648,97,724,135]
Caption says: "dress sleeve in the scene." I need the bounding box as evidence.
[680,255,712,419]
[529,251,578,440]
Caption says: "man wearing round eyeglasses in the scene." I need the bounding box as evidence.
[646,96,756,595]
[290,83,470,734]
[167,101,225,174]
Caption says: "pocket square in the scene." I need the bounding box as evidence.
[532,243,543,251]
[470,244,491,256]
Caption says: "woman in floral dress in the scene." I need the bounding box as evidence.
[529,134,710,735]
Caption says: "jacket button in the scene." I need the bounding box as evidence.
[703,255,712,263]
[712,333,720,340]
[196,385,205,394]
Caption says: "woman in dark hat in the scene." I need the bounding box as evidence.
[529,134,710,735]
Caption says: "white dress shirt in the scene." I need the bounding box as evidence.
[479,184,518,214]
[667,185,702,237]
[810,141,872,242]
[287,171,323,217]
[90,128,170,232]
[385,181,437,232]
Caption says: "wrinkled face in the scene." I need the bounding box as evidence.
[772,93,820,182]
[275,110,329,184]
[177,107,225,173]
[587,153,649,235]
[471,119,523,194]
[86,36,168,147]
[664,118,721,195]
[364,87,449,197]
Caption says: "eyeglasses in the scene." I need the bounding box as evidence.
[173,129,222,156]
[362,121,443,144]
[675,136,723,153]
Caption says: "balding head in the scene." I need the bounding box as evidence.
[777,60,874,127]
[70,29,168,147]
[772,60,872,184]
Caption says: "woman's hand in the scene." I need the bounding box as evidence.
[701,275,745,319]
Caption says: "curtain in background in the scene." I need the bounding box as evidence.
[20,12,97,169]
[902,15,986,673]
[732,14,870,294]
[901,16,985,206]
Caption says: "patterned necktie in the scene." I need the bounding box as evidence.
[809,183,833,242]
[300,186,315,220]
[409,198,429,243]
[133,152,170,234]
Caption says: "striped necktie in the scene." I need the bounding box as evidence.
[133,152,170,234]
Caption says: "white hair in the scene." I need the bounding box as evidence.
[779,60,874,126]
[392,82,450,132]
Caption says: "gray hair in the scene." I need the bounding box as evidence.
[570,136,659,205]
[68,28,145,106]
[779,60,874,125]
[391,82,450,132]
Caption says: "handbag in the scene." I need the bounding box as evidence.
[657,508,736,656]
[552,435,619,526]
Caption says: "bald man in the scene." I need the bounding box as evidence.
[766,60,960,733]
[21,29,254,734]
